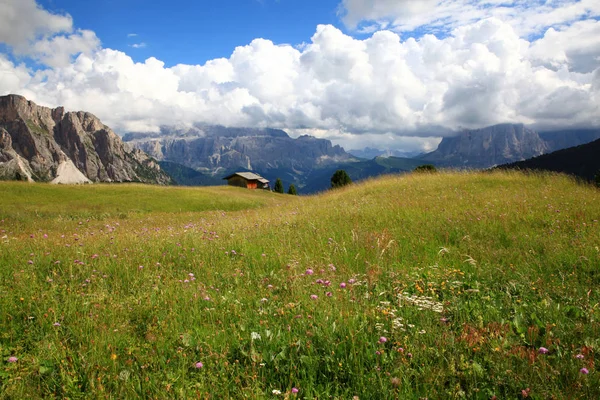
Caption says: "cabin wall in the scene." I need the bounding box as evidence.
[227,176,248,188]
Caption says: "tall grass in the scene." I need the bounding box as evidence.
[1,171,599,398]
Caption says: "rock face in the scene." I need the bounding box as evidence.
[0,95,172,184]
[124,125,355,174]
[420,124,550,168]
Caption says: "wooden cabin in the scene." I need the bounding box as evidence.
[223,172,270,190]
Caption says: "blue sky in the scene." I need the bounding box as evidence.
[1,0,599,152]
[37,0,343,66]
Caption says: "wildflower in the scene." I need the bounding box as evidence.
[305,269,314,275]
[340,282,347,288]
[580,367,589,374]
[195,362,203,369]
[310,294,318,300]
[379,336,387,343]
[576,354,585,359]
[8,356,18,363]
[292,387,299,394]
[440,317,449,323]
[260,298,268,303]
[538,347,549,354]
[272,389,282,395]
[267,284,273,289]
[348,279,356,284]
[326,292,333,297]
[138,265,143,270]
[53,322,61,327]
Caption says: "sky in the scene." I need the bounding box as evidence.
[1,0,599,152]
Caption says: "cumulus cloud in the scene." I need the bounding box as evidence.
[0,0,99,67]
[0,1,599,152]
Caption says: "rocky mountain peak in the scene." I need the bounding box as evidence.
[420,123,549,168]
[0,94,173,184]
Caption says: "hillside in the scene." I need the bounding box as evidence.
[1,172,599,398]
[497,138,600,182]
[0,95,172,184]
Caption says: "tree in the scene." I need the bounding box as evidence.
[330,170,352,189]
[414,164,437,173]
[274,178,284,193]
[595,171,600,188]
[287,184,297,195]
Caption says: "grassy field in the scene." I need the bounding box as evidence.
[0,172,599,399]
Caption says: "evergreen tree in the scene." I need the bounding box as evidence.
[288,184,297,195]
[330,170,352,189]
[274,178,284,193]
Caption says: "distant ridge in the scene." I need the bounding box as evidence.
[419,123,600,169]
[496,138,600,182]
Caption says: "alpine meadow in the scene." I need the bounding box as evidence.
[1,171,599,398]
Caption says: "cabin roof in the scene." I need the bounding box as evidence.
[223,172,269,183]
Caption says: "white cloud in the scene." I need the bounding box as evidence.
[339,0,600,37]
[0,0,72,48]
[0,1,599,152]
[0,0,99,67]
[131,42,147,49]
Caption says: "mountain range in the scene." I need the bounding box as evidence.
[2,95,599,190]
[0,95,172,184]
[419,123,600,168]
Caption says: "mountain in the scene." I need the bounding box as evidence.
[539,129,600,152]
[124,125,358,191]
[0,95,172,184]
[419,123,600,169]
[419,123,548,168]
[496,138,600,182]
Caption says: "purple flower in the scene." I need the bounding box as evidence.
[8,356,17,363]
[305,269,314,275]
[291,387,299,394]
[379,336,387,343]
[53,322,61,327]
[340,282,347,288]
[195,362,203,369]
[326,292,333,297]
[576,354,585,359]
[310,294,318,300]
[348,278,356,284]
[580,367,589,374]
[538,347,549,354]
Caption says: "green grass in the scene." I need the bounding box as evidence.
[1,172,599,399]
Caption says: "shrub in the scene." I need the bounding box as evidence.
[274,178,284,193]
[414,164,437,173]
[288,184,297,195]
[330,170,352,189]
